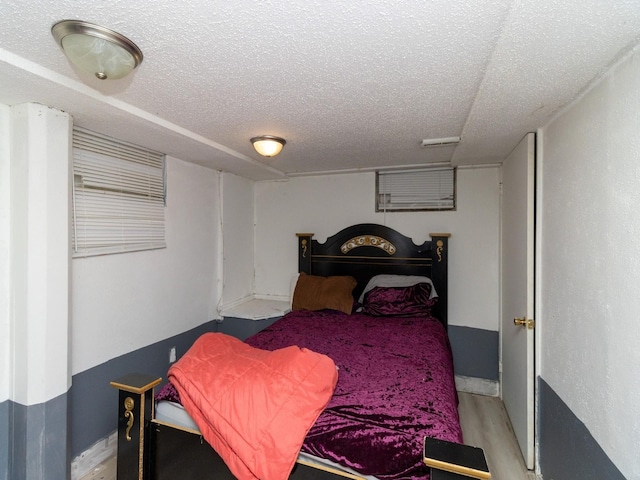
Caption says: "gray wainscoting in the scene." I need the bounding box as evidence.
[3,394,69,480]
[1,400,8,480]
[448,325,499,381]
[70,320,217,458]
[539,377,624,479]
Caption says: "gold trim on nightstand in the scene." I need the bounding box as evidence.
[138,391,146,480]
[124,397,135,441]
[110,376,161,394]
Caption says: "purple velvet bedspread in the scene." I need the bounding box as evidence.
[245,309,463,480]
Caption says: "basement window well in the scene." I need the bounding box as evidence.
[376,167,456,212]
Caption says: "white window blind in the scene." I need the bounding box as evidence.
[376,167,456,211]
[72,127,166,257]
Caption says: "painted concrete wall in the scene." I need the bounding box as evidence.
[0,105,9,405]
[0,104,10,480]
[220,172,255,309]
[69,155,221,461]
[71,156,221,375]
[539,45,640,478]
[254,167,501,331]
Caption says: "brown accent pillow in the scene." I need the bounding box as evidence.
[292,272,357,315]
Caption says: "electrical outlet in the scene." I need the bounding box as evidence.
[169,347,176,363]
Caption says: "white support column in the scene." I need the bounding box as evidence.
[0,104,10,403]
[9,103,71,479]
[0,103,11,480]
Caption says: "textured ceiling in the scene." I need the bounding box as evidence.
[1,0,640,180]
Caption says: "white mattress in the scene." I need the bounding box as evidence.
[154,400,377,479]
[155,399,199,431]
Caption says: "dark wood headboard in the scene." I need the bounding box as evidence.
[296,224,450,329]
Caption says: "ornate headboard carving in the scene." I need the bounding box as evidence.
[340,235,396,255]
[297,224,450,329]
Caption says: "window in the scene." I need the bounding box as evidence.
[376,167,456,212]
[72,127,166,257]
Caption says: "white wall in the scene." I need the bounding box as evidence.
[254,168,500,330]
[0,104,9,403]
[71,156,220,374]
[220,172,255,309]
[539,45,640,477]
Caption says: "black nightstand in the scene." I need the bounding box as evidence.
[423,436,491,479]
[431,468,476,479]
[110,373,162,480]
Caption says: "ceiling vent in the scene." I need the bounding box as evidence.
[421,136,461,147]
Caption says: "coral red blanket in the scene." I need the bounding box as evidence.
[168,332,338,480]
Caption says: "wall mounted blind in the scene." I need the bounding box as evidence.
[72,127,166,257]
[376,167,456,211]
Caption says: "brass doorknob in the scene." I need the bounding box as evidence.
[514,317,535,329]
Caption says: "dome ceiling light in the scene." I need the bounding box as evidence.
[250,135,286,157]
[51,20,143,80]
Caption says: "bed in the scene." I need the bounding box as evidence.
[111,223,460,480]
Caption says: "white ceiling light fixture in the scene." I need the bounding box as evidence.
[421,136,461,147]
[250,135,286,157]
[51,20,143,80]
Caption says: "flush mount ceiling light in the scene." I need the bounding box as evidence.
[250,135,286,157]
[51,20,143,80]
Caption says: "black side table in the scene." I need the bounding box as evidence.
[110,373,162,480]
[431,468,477,479]
[423,436,491,479]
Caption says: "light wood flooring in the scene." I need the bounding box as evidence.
[79,393,537,480]
[457,392,538,480]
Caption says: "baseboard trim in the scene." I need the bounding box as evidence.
[71,430,117,480]
[455,375,499,396]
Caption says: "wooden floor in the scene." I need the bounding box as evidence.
[457,392,538,480]
[80,393,536,480]
[78,455,116,480]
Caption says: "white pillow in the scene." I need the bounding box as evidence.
[357,274,437,304]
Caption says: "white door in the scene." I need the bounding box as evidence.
[501,132,535,469]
